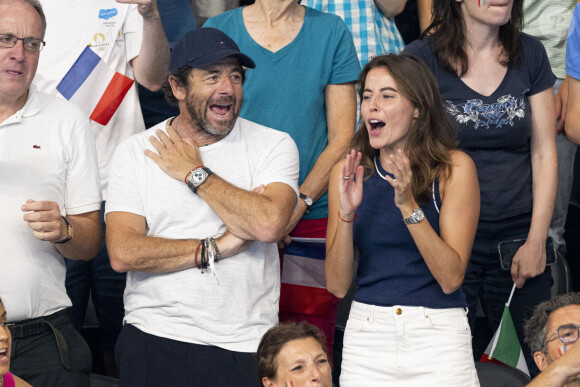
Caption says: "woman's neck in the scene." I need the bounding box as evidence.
[247,0,302,24]
[378,148,401,174]
[463,20,501,55]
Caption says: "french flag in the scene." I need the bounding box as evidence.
[280,237,336,317]
[56,46,134,126]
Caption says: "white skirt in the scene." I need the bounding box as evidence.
[340,301,480,387]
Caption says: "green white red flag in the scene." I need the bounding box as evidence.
[479,283,530,377]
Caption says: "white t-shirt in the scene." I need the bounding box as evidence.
[0,85,102,321]
[106,117,299,352]
[35,1,144,198]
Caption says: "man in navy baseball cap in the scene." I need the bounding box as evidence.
[107,26,299,386]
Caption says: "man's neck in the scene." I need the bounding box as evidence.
[0,90,28,124]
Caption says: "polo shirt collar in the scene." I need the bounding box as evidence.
[0,84,41,127]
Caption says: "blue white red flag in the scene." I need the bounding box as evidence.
[280,237,336,317]
[56,46,134,126]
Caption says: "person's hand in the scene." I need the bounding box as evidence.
[21,200,68,243]
[339,149,364,219]
[510,239,547,288]
[145,124,203,183]
[383,149,415,209]
[116,0,159,19]
[557,341,580,383]
[277,207,304,249]
[555,77,569,134]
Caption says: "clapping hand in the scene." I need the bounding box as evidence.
[339,150,364,220]
[382,149,415,210]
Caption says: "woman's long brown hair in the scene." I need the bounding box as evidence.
[352,54,457,205]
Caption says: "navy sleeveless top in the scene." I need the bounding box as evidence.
[353,159,466,308]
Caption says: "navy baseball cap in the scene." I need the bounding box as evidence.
[170,28,255,71]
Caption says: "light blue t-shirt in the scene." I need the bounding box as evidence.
[205,6,361,219]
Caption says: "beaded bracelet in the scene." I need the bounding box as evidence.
[209,237,220,262]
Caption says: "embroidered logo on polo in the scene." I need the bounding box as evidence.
[98,8,117,20]
[445,94,525,129]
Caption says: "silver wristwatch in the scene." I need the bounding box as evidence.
[299,192,313,213]
[403,208,424,225]
[187,167,213,194]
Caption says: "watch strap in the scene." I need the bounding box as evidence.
[55,216,73,244]
[299,192,313,213]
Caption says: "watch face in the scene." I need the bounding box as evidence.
[191,169,208,185]
[413,209,424,222]
[305,197,313,206]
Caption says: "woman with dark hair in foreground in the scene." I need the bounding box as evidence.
[325,54,480,385]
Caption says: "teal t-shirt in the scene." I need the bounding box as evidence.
[205,6,361,219]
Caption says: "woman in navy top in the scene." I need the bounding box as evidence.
[326,54,480,385]
[405,0,557,374]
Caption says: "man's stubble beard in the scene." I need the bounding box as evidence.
[186,94,238,138]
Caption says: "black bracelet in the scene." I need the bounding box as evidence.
[209,237,220,262]
[203,239,209,270]
[200,239,206,270]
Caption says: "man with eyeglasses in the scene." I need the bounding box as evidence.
[0,0,101,386]
[525,292,580,386]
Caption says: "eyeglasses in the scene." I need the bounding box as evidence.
[0,34,45,53]
[542,324,580,350]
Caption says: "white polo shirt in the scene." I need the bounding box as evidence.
[0,85,102,321]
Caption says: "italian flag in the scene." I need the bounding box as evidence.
[479,283,530,377]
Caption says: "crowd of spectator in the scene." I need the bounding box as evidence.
[0,0,579,386]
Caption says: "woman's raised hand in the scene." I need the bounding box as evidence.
[384,149,415,209]
[339,150,364,218]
